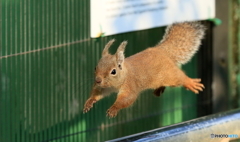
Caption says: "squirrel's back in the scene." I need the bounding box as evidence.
[156,22,206,64]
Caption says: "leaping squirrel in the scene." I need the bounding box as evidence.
[83,21,206,118]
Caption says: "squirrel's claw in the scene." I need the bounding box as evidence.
[83,106,92,113]
[83,98,97,113]
[83,108,90,113]
[106,106,119,118]
[184,78,204,94]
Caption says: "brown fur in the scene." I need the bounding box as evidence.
[83,22,206,118]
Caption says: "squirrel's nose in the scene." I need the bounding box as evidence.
[95,77,102,84]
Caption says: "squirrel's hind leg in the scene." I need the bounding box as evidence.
[153,86,166,97]
[183,78,205,94]
[161,66,205,94]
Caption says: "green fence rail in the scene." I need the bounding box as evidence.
[1,0,208,142]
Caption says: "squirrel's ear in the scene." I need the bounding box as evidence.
[116,41,127,69]
[102,39,115,56]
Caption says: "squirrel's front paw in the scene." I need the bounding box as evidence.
[83,98,96,113]
[184,78,205,94]
[106,106,119,118]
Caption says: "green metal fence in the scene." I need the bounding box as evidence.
[1,0,207,142]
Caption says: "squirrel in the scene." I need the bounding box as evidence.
[83,21,206,118]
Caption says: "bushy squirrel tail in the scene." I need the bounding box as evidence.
[157,21,206,64]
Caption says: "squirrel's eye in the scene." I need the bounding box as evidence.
[111,69,116,75]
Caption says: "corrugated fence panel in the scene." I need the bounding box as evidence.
[1,0,201,142]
